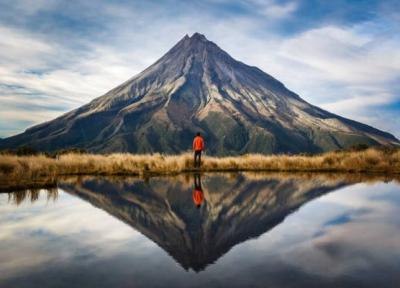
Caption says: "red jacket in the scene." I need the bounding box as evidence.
[193,189,204,206]
[193,136,204,151]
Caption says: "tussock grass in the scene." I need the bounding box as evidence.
[0,149,399,187]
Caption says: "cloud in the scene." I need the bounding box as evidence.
[279,25,400,85]
[0,26,53,70]
[259,1,298,19]
[239,0,299,19]
[320,93,394,115]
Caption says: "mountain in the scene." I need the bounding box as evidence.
[1,33,398,154]
[60,174,350,271]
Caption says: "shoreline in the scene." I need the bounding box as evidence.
[1,170,400,193]
[1,148,400,191]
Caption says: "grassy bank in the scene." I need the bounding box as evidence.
[0,148,399,191]
[1,148,399,179]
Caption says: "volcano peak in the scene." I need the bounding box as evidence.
[190,32,207,41]
[1,34,398,154]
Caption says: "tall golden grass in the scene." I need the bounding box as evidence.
[0,148,399,186]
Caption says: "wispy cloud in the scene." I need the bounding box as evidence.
[238,0,299,19]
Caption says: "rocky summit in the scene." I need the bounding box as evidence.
[1,33,399,154]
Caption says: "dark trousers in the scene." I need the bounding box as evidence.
[194,150,202,167]
[194,173,202,190]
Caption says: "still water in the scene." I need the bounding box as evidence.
[0,173,399,288]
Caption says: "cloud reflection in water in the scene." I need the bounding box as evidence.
[0,174,399,287]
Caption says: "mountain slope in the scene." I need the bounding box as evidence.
[1,33,398,154]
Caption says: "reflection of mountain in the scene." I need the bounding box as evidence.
[60,174,349,272]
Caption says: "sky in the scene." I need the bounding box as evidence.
[0,0,399,138]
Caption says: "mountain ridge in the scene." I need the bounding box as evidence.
[1,33,398,154]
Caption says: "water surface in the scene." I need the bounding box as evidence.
[1,173,399,287]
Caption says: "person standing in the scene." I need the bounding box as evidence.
[192,132,204,168]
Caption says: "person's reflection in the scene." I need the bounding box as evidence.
[193,174,204,209]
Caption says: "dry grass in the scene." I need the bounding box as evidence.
[1,148,399,188]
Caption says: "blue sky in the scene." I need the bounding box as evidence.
[0,0,399,138]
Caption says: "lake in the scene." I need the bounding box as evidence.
[0,173,399,288]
